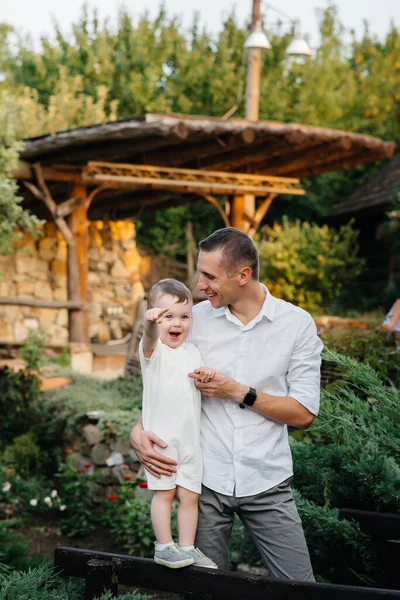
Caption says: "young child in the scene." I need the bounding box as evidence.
[139,278,218,570]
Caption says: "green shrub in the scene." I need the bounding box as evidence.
[292,349,400,513]
[55,461,99,537]
[20,328,47,373]
[258,218,364,311]
[0,521,31,572]
[294,491,385,586]
[0,368,41,447]
[321,328,400,386]
[0,560,149,600]
[3,433,41,479]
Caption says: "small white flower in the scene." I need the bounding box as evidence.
[2,482,11,493]
[50,490,58,498]
[59,504,66,511]
[29,499,38,506]
[44,497,52,506]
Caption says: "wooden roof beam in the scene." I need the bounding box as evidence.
[142,129,258,167]
[198,131,310,172]
[82,162,304,197]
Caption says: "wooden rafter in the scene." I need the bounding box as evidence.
[82,161,305,197]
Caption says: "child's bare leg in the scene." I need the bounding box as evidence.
[176,486,199,547]
[151,488,176,543]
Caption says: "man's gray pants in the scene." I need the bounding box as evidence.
[195,479,314,580]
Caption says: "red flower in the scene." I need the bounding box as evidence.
[64,448,73,454]
[139,481,148,489]
[76,469,84,474]
[122,474,132,480]
[84,463,92,468]
[108,494,118,501]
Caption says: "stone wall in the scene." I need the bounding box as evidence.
[0,220,150,345]
[65,414,144,503]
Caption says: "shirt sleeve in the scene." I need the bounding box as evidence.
[139,337,163,382]
[286,313,324,416]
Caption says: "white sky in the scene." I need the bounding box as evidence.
[2,0,400,47]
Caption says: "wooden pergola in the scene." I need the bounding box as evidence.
[13,113,395,345]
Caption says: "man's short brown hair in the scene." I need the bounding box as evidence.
[199,227,259,280]
[147,278,192,308]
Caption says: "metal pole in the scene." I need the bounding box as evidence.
[245,0,262,121]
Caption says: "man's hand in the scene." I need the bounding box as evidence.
[146,307,169,324]
[129,421,177,478]
[188,370,247,401]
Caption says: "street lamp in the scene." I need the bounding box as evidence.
[244,1,311,120]
[244,22,271,51]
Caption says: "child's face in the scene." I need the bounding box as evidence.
[156,294,192,349]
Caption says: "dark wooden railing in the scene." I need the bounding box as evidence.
[54,546,400,600]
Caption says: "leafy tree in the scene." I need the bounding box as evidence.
[257,218,364,311]
[0,102,41,255]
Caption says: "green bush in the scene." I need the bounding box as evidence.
[55,461,99,537]
[20,328,47,373]
[258,218,364,311]
[292,349,400,513]
[0,521,30,572]
[3,433,41,479]
[321,328,400,386]
[0,368,41,447]
[0,560,151,600]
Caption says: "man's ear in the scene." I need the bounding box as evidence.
[237,266,252,286]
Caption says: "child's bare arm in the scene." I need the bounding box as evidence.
[193,366,216,383]
[143,307,169,358]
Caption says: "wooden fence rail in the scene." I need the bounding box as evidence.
[54,546,400,600]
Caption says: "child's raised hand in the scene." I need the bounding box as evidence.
[146,307,169,324]
[195,366,216,383]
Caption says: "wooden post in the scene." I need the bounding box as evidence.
[67,184,89,344]
[230,194,255,233]
[85,559,118,600]
[245,0,262,121]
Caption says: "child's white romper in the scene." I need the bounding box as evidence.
[139,338,203,493]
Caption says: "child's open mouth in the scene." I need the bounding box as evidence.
[169,332,181,339]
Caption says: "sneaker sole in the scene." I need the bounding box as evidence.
[154,557,195,569]
[192,564,218,569]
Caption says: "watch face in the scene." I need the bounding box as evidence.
[244,388,257,405]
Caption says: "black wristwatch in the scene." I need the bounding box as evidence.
[239,387,257,409]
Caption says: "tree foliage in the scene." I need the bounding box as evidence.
[0,3,399,262]
[0,103,42,255]
[258,218,364,311]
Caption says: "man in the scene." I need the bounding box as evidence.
[129,227,323,579]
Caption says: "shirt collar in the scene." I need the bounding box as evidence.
[212,284,276,322]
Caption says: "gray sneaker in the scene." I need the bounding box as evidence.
[182,547,218,569]
[154,543,195,569]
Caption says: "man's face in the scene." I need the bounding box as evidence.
[196,249,240,308]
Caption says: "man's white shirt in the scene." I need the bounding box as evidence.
[190,286,323,497]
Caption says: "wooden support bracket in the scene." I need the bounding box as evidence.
[23,163,75,246]
[201,194,231,227]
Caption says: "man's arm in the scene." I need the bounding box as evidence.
[188,372,314,428]
[189,314,322,429]
[129,417,177,478]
